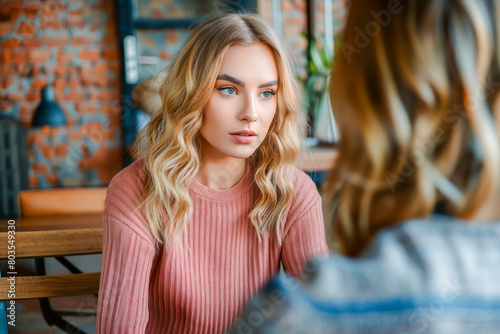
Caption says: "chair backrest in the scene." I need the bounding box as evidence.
[18,187,107,216]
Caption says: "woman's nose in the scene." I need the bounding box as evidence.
[238,95,258,122]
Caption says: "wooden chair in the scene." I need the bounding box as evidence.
[0,187,107,334]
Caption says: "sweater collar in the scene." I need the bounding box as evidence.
[189,166,254,200]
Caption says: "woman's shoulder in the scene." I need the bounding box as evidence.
[286,165,321,215]
[104,160,152,239]
[288,165,317,189]
[107,159,147,197]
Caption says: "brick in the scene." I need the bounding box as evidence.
[80,66,92,76]
[46,173,59,187]
[22,37,44,48]
[26,89,41,102]
[2,76,14,90]
[15,62,30,76]
[70,9,83,16]
[1,51,12,62]
[31,77,48,90]
[54,64,67,76]
[68,75,80,88]
[12,51,27,62]
[42,1,60,17]
[67,130,82,141]
[5,3,43,18]
[7,92,22,102]
[19,104,30,118]
[0,101,14,111]
[17,21,36,35]
[103,48,119,60]
[72,36,94,46]
[109,62,119,71]
[32,130,48,144]
[77,101,99,114]
[0,7,9,21]
[0,21,15,35]
[45,36,68,47]
[94,63,108,75]
[79,49,100,61]
[166,32,179,44]
[100,33,117,46]
[66,15,85,29]
[0,65,15,76]
[90,20,99,32]
[40,145,55,160]
[100,88,119,101]
[56,51,73,62]
[9,9,24,20]
[65,90,85,102]
[54,89,64,101]
[54,78,66,89]
[33,162,50,174]
[28,49,51,62]
[55,143,69,156]
[82,73,106,86]
[31,64,43,76]
[159,50,172,60]
[29,174,39,188]
[284,17,306,26]
[3,38,21,49]
[41,18,62,30]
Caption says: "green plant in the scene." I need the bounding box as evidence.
[302,33,340,143]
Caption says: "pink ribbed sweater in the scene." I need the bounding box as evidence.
[96,160,328,334]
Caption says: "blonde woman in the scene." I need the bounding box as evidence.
[233,0,500,332]
[96,13,328,333]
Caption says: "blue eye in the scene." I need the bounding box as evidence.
[217,87,237,95]
[260,90,275,99]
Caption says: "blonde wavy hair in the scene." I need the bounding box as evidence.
[325,0,500,256]
[135,13,303,247]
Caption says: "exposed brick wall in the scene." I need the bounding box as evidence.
[0,0,122,188]
[0,0,347,189]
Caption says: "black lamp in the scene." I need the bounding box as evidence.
[31,85,67,127]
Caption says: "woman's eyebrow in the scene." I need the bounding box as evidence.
[258,80,278,88]
[216,75,278,89]
[217,74,245,86]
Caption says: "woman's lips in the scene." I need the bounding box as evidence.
[230,134,257,144]
[229,130,257,144]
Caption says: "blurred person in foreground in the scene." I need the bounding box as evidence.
[231,0,500,333]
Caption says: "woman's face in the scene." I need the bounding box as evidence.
[199,41,278,162]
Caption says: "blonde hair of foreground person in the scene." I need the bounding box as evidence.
[135,13,304,247]
[325,0,500,256]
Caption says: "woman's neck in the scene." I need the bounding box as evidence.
[195,158,247,190]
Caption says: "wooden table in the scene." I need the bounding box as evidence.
[297,145,338,172]
[0,214,102,333]
[0,213,103,259]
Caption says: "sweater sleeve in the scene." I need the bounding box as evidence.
[96,162,156,334]
[96,216,155,333]
[280,170,329,278]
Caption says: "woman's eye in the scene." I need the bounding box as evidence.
[218,87,237,95]
[260,90,275,99]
